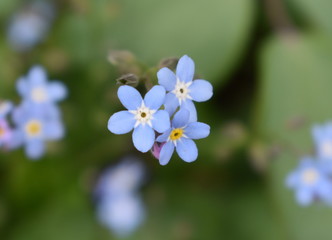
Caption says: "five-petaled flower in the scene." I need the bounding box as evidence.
[286,157,332,206]
[108,85,170,153]
[157,55,213,122]
[17,66,67,107]
[156,109,210,165]
[12,102,64,159]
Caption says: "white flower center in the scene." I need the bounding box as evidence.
[31,87,48,103]
[129,102,156,128]
[172,78,192,105]
[25,120,42,137]
[321,141,332,158]
[301,168,319,185]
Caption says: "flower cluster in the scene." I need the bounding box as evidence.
[0,66,67,160]
[286,123,332,206]
[108,55,213,165]
[94,157,146,237]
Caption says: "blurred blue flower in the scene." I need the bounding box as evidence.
[12,102,64,160]
[286,157,332,206]
[157,55,213,122]
[97,195,145,238]
[0,101,13,118]
[7,1,55,52]
[0,101,13,148]
[95,157,146,237]
[108,85,170,153]
[156,108,210,165]
[17,66,67,107]
[312,122,332,160]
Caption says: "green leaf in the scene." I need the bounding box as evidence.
[259,33,332,240]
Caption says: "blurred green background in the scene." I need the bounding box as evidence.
[1,0,332,239]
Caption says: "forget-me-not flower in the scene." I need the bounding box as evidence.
[312,123,332,160]
[157,55,213,122]
[0,101,13,148]
[17,66,67,109]
[156,109,210,165]
[286,157,332,206]
[108,85,170,153]
[12,102,64,160]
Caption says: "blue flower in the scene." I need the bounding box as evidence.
[12,102,64,160]
[0,101,14,148]
[286,157,332,206]
[108,85,170,153]
[17,66,67,107]
[312,122,332,160]
[97,194,145,237]
[157,55,213,122]
[0,101,13,118]
[156,109,210,165]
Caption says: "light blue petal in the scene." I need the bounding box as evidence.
[144,85,165,110]
[7,129,24,150]
[189,79,213,102]
[156,129,171,142]
[118,86,142,110]
[176,138,198,163]
[164,92,179,116]
[28,66,47,85]
[176,55,195,83]
[108,111,135,134]
[44,120,64,140]
[157,67,176,91]
[181,100,197,122]
[317,179,332,204]
[48,81,67,101]
[184,122,210,139]
[26,139,45,160]
[16,77,28,97]
[172,108,190,128]
[132,125,155,153]
[285,172,298,188]
[296,187,313,206]
[152,110,170,133]
[159,141,174,165]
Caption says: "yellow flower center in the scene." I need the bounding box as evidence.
[25,120,42,137]
[170,128,184,141]
[302,168,319,185]
[0,127,5,137]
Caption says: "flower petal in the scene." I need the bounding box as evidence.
[108,111,135,134]
[181,100,197,122]
[44,120,64,140]
[176,138,198,163]
[28,66,47,85]
[132,125,155,153]
[144,85,165,110]
[176,55,195,83]
[7,129,24,150]
[48,81,67,101]
[26,139,45,160]
[296,187,313,206]
[16,77,28,97]
[164,92,179,116]
[156,129,171,142]
[184,122,210,139]
[316,179,332,204]
[157,67,176,91]
[172,108,190,128]
[118,86,142,110]
[152,110,170,133]
[189,79,213,102]
[159,141,174,165]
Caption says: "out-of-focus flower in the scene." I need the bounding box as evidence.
[97,195,145,238]
[0,101,13,118]
[156,109,210,165]
[108,85,170,153]
[7,1,55,52]
[312,123,332,160]
[95,157,146,237]
[17,66,67,108]
[11,102,64,160]
[95,158,145,199]
[0,101,13,148]
[286,157,332,206]
[157,55,213,122]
